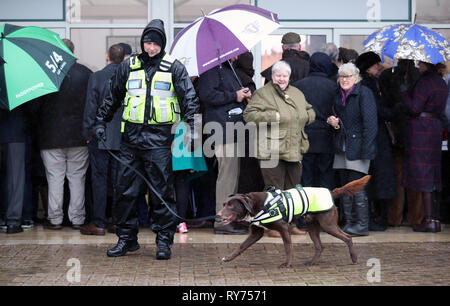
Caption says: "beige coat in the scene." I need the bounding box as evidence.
[243,82,315,162]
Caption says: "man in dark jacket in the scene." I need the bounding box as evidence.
[261,32,309,84]
[292,52,337,190]
[197,58,251,235]
[94,19,199,259]
[80,44,125,236]
[35,39,93,230]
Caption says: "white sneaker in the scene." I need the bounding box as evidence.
[177,222,188,234]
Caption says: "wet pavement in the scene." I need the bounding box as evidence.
[0,225,449,286]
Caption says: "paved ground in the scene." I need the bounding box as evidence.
[1,241,449,286]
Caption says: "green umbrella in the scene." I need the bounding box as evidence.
[0,23,76,110]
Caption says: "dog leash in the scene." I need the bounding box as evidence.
[99,138,217,223]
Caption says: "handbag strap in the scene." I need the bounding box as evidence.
[332,105,345,130]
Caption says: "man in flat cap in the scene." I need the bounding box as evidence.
[94,19,199,260]
[261,32,310,84]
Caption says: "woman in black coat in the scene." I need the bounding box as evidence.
[355,52,397,231]
[327,63,378,236]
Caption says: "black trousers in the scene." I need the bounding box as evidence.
[0,143,26,226]
[301,152,334,190]
[113,144,176,240]
[338,169,366,186]
[88,138,118,228]
[175,170,191,222]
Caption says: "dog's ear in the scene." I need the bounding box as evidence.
[241,194,255,215]
[228,194,254,214]
[241,199,253,214]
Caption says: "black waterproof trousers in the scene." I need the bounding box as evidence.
[113,144,177,246]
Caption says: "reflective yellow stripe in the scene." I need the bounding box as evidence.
[123,69,147,124]
[149,71,180,124]
[122,54,180,125]
[255,187,334,225]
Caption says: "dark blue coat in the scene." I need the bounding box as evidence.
[83,63,122,151]
[292,53,338,153]
[362,76,397,200]
[0,104,30,144]
[198,62,246,144]
[333,82,378,161]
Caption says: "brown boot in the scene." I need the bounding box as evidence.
[412,192,436,233]
[80,223,106,235]
[413,219,436,232]
[266,229,281,237]
[407,190,424,226]
[289,225,307,235]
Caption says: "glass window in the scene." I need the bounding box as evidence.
[174,27,184,40]
[68,0,147,24]
[70,28,142,72]
[339,35,367,56]
[174,0,251,23]
[261,34,326,84]
[416,0,450,24]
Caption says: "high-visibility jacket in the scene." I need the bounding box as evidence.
[122,54,181,128]
[251,185,334,225]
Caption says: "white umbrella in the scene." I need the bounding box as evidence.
[170,4,280,76]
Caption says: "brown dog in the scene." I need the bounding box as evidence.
[217,175,370,268]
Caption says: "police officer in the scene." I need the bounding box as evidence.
[94,19,199,259]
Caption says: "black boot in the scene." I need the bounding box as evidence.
[155,229,175,260]
[341,195,353,232]
[107,228,140,257]
[369,200,388,231]
[345,190,369,236]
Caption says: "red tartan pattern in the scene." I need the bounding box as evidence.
[402,71,448,192]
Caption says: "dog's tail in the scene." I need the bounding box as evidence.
[331,175,371,199]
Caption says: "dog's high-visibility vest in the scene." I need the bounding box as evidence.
[121,54,181,130]
[251,185,334,225]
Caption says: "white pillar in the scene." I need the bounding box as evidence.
[149,0,173,52]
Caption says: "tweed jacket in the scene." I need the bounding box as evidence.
[243,82,315,162]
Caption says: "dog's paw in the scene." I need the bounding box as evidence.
[222,256,232,262]
[304,261,315,266]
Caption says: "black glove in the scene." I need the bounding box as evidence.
[93,124,106,142]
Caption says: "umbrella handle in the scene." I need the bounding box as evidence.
[228,59,244,88]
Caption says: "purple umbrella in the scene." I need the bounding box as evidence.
[170,4,280,76]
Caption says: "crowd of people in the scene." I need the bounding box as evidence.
[1,20,449,260]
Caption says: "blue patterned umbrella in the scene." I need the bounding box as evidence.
[363,24,450,64]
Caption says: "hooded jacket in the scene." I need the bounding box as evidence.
[292,52,337,153]
[95,19,199,149]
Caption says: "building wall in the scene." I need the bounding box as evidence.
[1,0,449,84]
